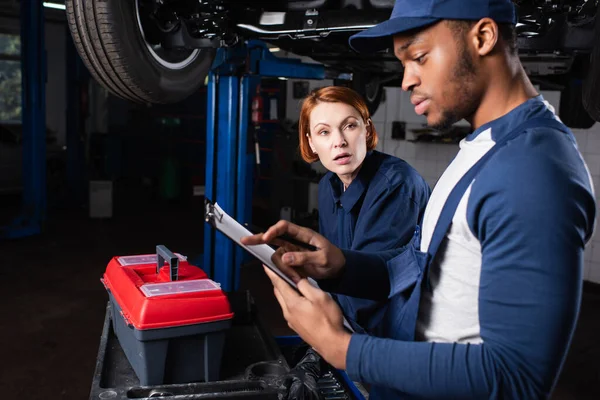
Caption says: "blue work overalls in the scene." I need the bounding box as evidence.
[358,117,567,400]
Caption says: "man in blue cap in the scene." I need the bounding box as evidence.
[243,0,596,398]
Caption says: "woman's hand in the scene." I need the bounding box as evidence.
[263,266,351,370]
[241,220,346,283]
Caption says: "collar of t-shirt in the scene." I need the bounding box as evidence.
[465,95,550,142]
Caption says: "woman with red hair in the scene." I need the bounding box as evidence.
[298,86,430,334]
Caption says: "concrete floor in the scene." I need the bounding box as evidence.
[0,193,598,399]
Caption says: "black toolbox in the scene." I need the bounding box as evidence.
[89,291,364,400]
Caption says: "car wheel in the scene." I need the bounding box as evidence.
[353,74,384,116]
[65,0,216,104]
[336,73,384,116]
[560,79,596,130]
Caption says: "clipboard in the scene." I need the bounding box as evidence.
[204,199,354,333]
[204,199,299,288]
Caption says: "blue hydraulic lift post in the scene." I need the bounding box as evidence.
[213,75,240,291]
[233,75,250,291]
[203,45,248,290]
[245,40,327,80]
[204,41,328,291]
[234,74,259,290]
[2,0,47,239]
[203,71,217,278]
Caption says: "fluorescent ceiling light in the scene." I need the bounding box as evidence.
[269,47,281,52]
[43,2,66,10]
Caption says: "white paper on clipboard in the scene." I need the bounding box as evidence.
[205,201,354,333]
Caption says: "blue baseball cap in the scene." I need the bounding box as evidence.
[349,0,517,53]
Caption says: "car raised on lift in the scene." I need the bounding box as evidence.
[65,0,600,129]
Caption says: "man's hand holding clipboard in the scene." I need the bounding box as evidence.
[205,199,354,369]
[241,219,346,284]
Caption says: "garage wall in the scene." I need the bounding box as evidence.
[376,87,600,284]
[573,121,600,284]
[285,78,334,121]
[285,76,334,177]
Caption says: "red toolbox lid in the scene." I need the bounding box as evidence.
[102,246,234,330]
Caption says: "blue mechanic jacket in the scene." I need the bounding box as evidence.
[319,98,596,399]
[318,150,430,333]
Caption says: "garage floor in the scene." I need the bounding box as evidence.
[0,190,598,399]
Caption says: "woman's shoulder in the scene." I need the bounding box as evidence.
[317,171,338,199]
[318,170,336,187]
[369,151,427,189]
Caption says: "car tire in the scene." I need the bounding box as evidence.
[65,0,215,104]
[336,73,384,116]
[582,2,600,124]
[353,74,384,116]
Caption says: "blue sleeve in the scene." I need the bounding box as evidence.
[353,176,430,252]
[318,249,398,300]
[345,131,596,398]
[319,167,430,300]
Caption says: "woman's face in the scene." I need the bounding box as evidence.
[308,101,369,185]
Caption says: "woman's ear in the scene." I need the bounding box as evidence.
[307,133,317,154]
[366,118,372,137]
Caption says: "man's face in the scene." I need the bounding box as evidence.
[393,21,482,130]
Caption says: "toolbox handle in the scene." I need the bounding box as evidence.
[156,245,178,281]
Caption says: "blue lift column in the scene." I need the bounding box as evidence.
[204,41,326,292]
[1,0,47,239]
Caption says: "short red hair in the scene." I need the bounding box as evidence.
[298,86,378,163]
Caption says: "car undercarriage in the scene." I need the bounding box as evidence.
[65,0,600,128]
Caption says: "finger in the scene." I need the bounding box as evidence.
[260,220,293,242]
[264,266,303,302]
[240,232,266,246]
[241,233,301,269]
[270,251,303,282]
[263,220,318,246]
[280,249,325,269]
[263,264,280,285]
[296,279,326,303]
[271,237,300,251]
[264,266,294,295]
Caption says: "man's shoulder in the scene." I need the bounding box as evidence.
[521,115,571,136]
[475,120,588,195]
[485,97,568,144]
[503,115,579,164]
[467,120,595,239]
